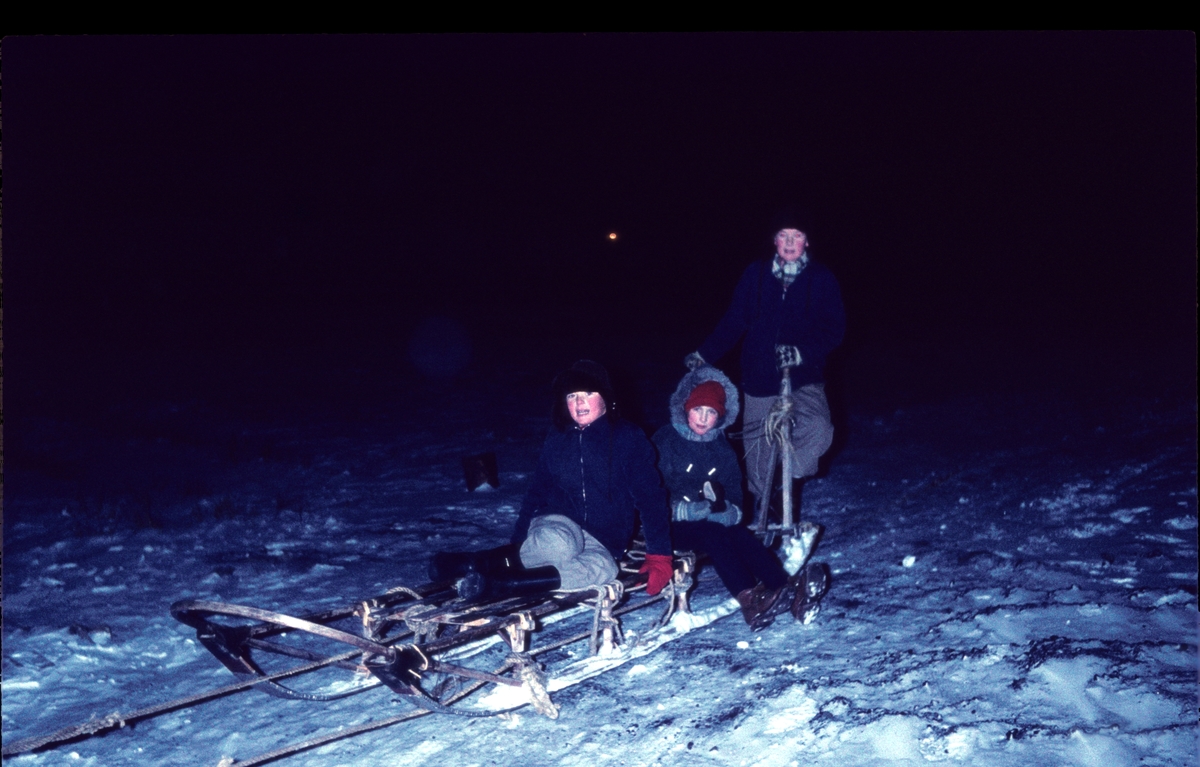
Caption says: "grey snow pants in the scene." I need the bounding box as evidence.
[742,383,834,505]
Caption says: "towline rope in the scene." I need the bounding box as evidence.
[1,648,365,757]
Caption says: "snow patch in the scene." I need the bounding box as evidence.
[859,715,924,761]
[780,524,820,575]
[1066,729,1138,766]
[1067,522,1120,538]
[942,728,977,758]
[763,697,818,733]
[671,597,739,632]
[1031,657,1108,725]
[1138,533,1186,544]
[1153,591,1194,607]
[1109,507,1151,523]
[308,563,345,574]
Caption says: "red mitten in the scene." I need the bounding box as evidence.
[639,554,674,596]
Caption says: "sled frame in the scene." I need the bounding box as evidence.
[170,554,697,718]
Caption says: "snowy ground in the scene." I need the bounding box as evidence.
[3,343,1197,766]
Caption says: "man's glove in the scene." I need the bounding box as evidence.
[774,344,803,370]
[701,480,726,512]
[639,554,674,596]
[672,499,712,522]
[706,503,742,527]
[684,351,707,371]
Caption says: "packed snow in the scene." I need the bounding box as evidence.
[3,344,1197,766]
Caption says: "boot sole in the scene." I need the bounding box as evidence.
[749,583,797,631]
[791,562,830,622]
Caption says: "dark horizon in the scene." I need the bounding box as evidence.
[5,33,1196,420]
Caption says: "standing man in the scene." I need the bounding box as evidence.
[684,212,845,525]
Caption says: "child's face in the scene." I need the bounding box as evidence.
[687,406,720,436]
[774,228,807,262]
[566,391,606,428]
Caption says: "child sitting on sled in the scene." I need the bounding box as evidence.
[654,366,828,630]
[431,360,675,601]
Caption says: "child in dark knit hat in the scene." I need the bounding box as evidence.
[432,360,674,601]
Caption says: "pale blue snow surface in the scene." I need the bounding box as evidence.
[3,367,1197,767]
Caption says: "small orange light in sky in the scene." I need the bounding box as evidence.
[608,232,618,240]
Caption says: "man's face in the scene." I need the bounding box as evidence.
[566,391,606,428]
[687,406,720,437]
[774,228,807,263]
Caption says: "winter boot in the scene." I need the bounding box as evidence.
[736,581,792,631]
[429,543,522,583]
[789,562,830,624]
[456,565,561,602]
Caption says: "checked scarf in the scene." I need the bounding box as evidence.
[771,253,809,290]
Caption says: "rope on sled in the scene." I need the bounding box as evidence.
[764,394,795,450]
[383,585,423,599]
[731,395,795,532]
[620,549,647,569]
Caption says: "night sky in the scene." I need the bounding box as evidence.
[5,33,1196,420]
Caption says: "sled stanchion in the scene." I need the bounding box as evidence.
[652,554,695,628]
[673,554,695,618]
[589,582,625,656]
[756,367,800,544]
[779,367,794,531]
[511,653,559,718]
[500,611,536,654]
[657,580,677,627]
[754,437,777,537]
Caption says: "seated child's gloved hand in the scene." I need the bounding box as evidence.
[702,480,726,512]
[705,503,742,527]
[638,554,674,596]
[673,499,713,522]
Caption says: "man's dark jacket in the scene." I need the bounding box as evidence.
[698,258,846,398]
[512,414,673,559]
